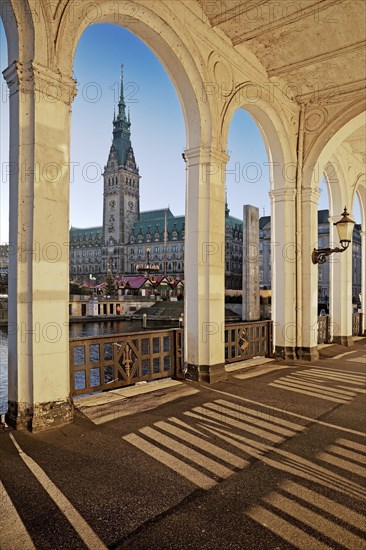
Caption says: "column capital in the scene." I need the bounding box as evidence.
[301,186,320,204]
[184,146,229,167]
[3,60,77,105]
[269,188,296,202]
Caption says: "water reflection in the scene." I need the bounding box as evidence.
[69,320,145,339]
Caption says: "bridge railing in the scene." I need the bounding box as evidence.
[352,313,364,336]
[317,315,331,344]
[70,320,273,396]
[70,328,184,397]
[224,320,273,363]
[317,313,364,344]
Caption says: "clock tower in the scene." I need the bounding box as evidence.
[102,66,140,274]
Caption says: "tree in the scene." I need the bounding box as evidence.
[104,269,118,296]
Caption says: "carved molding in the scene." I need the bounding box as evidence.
[3,60,77,105]
[184,146,229,166]
[269,188,296,202]
[207,50,234,97]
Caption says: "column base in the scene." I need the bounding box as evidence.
[186,362,228,384]
[296,346,319,361]
[333,335,353,346]
[6,398,74,433]
[274,346,297,361]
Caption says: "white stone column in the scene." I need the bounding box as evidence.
[184,147,228,383]
[299,187,320,360]
[270,188,297,359]
[4,61,76,431]
[361,230,366,335]
[329,214,353,346]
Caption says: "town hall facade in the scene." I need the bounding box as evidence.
[69,68,244,289]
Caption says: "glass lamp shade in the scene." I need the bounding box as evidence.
[334,207,355,245]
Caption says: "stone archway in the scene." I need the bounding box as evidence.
[5,0,235,430]
[221,91,298,359]
[301,109,366,350]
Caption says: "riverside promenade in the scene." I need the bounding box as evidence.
[1,339,365,549]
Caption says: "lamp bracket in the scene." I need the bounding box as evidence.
[312,242,349,264]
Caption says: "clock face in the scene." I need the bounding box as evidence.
[109,200,115,208]
[128,201,134,211]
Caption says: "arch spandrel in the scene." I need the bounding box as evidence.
[53,0,214,150]
[303,103,366,187]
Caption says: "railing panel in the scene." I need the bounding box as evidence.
[352,313,363,336]
[318,315,330,344]
[70,328,182,397]
[70,322,273,396]
[224,321,273,364]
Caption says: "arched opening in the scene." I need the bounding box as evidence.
[0,17,9,415]
[317,176,330,314]
[64,8,227,388]
[225,108,270,318]
[69,24,185,300]
[351,193,362,311]
[222,95,295,358]
[305,110,365,347]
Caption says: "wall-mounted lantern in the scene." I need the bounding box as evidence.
[312,207,355,264]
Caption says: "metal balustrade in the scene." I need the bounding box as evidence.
[352,313,364,336]
[70,328,184,396]
[70,321,273,396]
[224,321,273,363]
[317,315,331,344]
[317,313,364,344]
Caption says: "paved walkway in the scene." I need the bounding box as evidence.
[1,340,365,549]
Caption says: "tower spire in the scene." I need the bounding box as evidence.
[118,63,126,121]
[111,64,133,166]
[225,187,230,216]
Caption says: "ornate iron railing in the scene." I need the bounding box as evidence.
[318,315,331,344]
[352,313,364,336]
[70,321,273,396]
[224,321,273,363]
[70,328,184,396]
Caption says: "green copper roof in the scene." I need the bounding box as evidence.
[133,210,185,240]
[70,226,103,241]
[259,216,271,229]
[139,208,176,222]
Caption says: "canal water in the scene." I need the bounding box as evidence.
[0,320,172,415]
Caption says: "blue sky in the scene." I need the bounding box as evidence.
[0,22,360,243]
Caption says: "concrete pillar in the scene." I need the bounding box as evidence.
[270,188,297,359]
[298,187,320,360]
[4,61,76,431]
[361,231,366,335]
[329,216,353,345]
[184,147,228,383]
[242,205,260,321]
